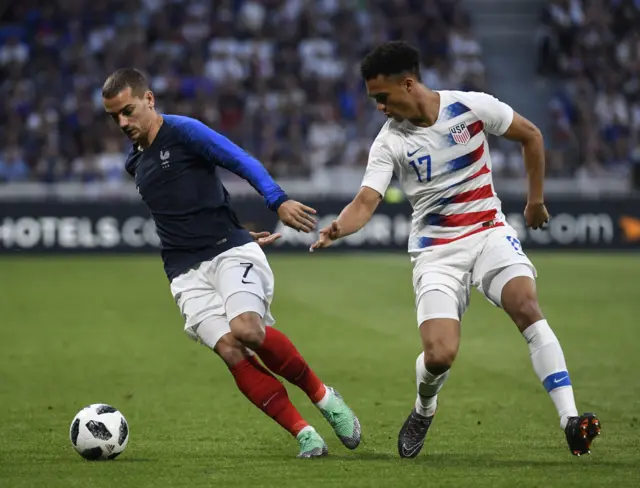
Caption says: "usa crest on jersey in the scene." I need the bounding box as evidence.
[449,122,471,145]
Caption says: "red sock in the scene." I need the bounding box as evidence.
[255,328,327,403]
[230,358,308,437]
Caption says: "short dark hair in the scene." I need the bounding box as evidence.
[102,68,149,99]
[360,41,422,82]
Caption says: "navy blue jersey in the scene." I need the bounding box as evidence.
[124,114,288,281]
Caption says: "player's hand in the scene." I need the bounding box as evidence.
[524,201,550,230]
[249,231,282,247]
[277,200,317,233]
[309,220,341,252]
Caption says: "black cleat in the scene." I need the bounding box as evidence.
[564,413,601,456]
[397,408,435,458]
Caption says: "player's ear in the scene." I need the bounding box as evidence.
[145,90,155,109]
[404,77,414,92]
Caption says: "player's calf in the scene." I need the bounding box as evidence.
[422,346,457,376]
[254,327,327,402]
[230,353,309,437]
[499,273,579,427]
[227,296,361,450]
[228,303,328,404]
[213,333,319,455]
[255,327,362,450]
[397,314,459,458]
[491,267,600,452]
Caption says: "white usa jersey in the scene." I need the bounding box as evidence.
[361,90,514,252]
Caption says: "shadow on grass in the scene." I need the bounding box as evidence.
[218,450,636,469]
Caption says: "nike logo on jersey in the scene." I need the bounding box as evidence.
[407,147,422,157]
[554,376,569,384]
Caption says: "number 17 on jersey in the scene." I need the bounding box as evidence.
[409,155,432,183]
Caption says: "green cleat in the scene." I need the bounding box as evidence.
[318,387,362,450]
[296,427,328,458]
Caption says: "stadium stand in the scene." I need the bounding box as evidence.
[537,0,640,180]
[0,0,486,184]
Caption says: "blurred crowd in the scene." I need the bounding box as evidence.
[0,0,486,184]
[538,0,640,178]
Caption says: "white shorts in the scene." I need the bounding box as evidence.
[411,225,536,324]
[169,242,276,348]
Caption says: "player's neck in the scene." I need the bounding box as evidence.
[138,114,164,150]
[409,89,440,128]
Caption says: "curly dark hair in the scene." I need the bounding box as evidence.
[360,41,422,82]
[102,68,149,99]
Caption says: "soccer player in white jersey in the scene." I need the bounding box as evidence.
[311,41,600,457]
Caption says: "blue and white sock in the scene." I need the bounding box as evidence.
[523,320,578,429]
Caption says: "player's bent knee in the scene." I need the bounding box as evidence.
[225,291,267,349]
[501,277,544,331]
[419,316,460,375]
[229,312,265,349]
[510,298,544,331]
[214,333,249,368]
[423,347,457,375]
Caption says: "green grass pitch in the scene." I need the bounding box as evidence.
[1,253,639,487]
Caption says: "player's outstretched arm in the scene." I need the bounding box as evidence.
[310,186,382,251]
[502,113,549,230]
[177,117,316,231]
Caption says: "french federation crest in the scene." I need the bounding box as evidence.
[449,122,470,145]
[160,149,170,170]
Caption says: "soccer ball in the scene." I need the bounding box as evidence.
[69,403,129,460]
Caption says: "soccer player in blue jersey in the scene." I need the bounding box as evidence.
[102,68,361,458]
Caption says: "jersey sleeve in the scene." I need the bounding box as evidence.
[361,139,396,197]
[175,117,288,211]
[463,92,514,136]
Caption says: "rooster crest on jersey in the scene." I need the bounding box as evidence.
[449,122,471,145]
[160,150,171,170]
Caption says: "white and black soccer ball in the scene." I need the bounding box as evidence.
[69,403,129,460]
